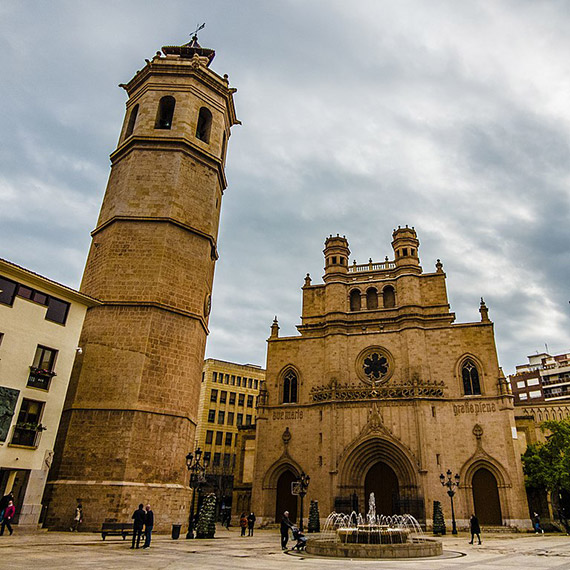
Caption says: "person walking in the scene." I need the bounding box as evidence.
[533,512,544,534]
[130,503,145,549]
[70,503,83,532]
[0,492,13,523]
[142,504,154,548]
[280,510,293,550]
[239,512,248,537]
[247,512,256,537]
[469,513,481,545]
[0,501,15,536]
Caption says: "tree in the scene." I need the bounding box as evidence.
[196,493,217,538]
[522,418,570,494]
[432,500,446,535]
[308,499,320,533]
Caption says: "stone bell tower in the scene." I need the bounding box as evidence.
[45,35,239,530]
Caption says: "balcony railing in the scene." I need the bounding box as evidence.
[10,423,46,448]
[27,367,56,390]
[349,260,396,273]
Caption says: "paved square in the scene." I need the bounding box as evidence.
[1,527,569,569]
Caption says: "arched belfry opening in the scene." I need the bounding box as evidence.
[196,107,213,142]
[472,467,502,525]
[275,470,298,523]
[155,95,176,129]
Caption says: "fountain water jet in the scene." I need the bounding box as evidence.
[305,493,442,559]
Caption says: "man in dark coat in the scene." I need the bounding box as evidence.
[280,511,293,550]
[142,504,154,548]
[247,512,256,536]
[469,513,481,544]
[130,504,145,549]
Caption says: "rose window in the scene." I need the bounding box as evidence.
[363,352,389,381]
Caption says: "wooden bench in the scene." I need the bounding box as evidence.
[101,522,133,540]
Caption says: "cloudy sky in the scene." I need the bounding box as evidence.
[1,1,569,374]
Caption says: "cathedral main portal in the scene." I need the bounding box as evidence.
[364,462,400,516]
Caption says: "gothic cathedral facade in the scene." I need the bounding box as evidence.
[252,228,530,528]
[45,37,239,530]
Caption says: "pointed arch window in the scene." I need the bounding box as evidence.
[366,288,378,310]
[462,360,481,395]
[155,96,175,129]
[350,289,361,312]
[125,104,139,138]
[283,370,298,404]
[383,285,395,308]
[196,107,213,143]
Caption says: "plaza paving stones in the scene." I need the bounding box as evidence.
[1,527,570,569]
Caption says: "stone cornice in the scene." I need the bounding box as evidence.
[91,215,218,259]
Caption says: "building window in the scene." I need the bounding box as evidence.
[366,288,378,310]
[155,95,175,129]
[462,360,481,395]
[237,376,242,386]
[248,378,253,388]
[529,390,542,399]
[350,289,361,311]
[237,413,243,426]
[225,374,229,384]
[11,399,45,447]
[213,452,221,467]
[383,286,395,308]
[212,372,217,382]
[220,391,227,404]
[28,345,58,390]
[218,410,225,424]
[223,453,231,468]
[229,392,236,405]
[225,432,232,446]
[519,393,528,400]
[227,412,234,425]
[204,451,211,463]
[283,370,298,404]
[231,375,235,385]
[215,431,223,445]
[0,277,18,306]
[125,104,139,138]
[210,389,218,402]
[247,395,253,408]
[45,297,70,325]
[205,430,213,444]
[245,414,252,425]
[196,107,213,143]
[207,410,215,423]
[238,394,245,406]
[254,379,258,389]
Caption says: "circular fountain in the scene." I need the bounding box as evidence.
[306,493,442,559]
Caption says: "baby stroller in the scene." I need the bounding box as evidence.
[291,527,307,551]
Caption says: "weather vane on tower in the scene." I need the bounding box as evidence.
[191,23,206,41]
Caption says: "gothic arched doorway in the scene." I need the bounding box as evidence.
[275,470,297,523]
[472,468,502,525]
[364,461,400,516]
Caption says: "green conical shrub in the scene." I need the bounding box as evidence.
[432,500,446,535]
[196,493,216,539]
[308,499,320,533]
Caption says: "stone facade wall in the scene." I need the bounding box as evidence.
[252,231,530,529]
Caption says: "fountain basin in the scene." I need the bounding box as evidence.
[338,525,410,544]
[306,536,442,559]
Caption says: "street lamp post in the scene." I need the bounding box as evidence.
[440,469,460,535]
[186,448,208,539]
[296,472,310,532]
